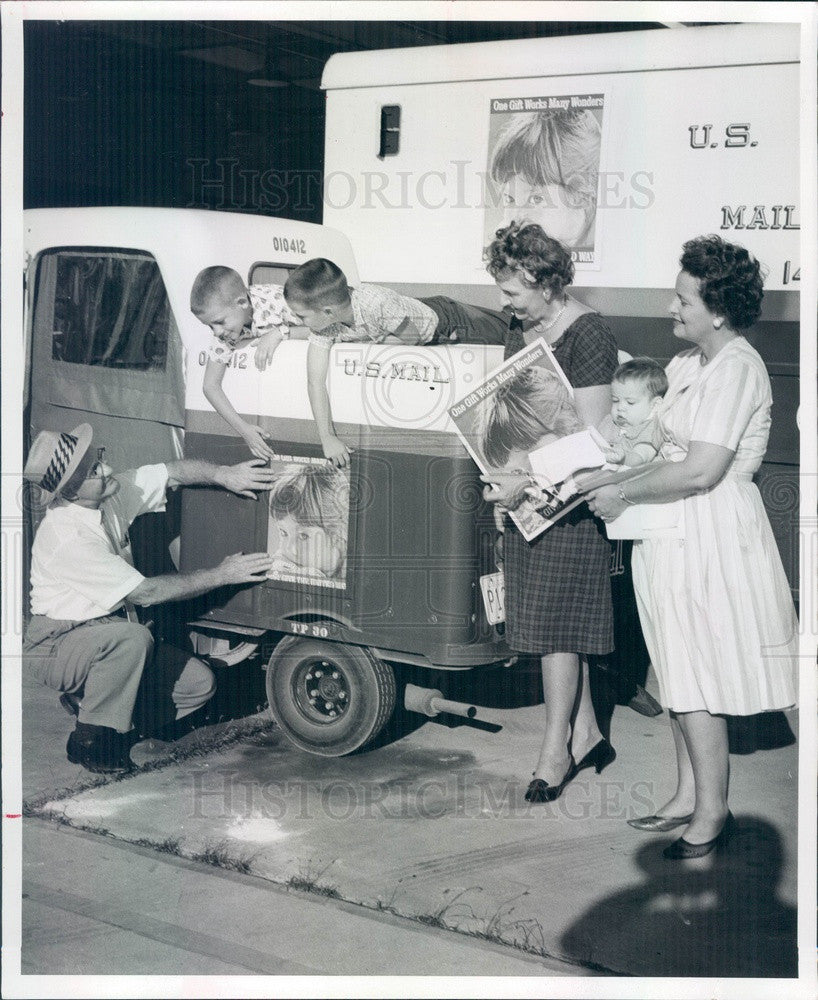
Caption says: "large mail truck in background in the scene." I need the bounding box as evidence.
[23,22,802,757]
[321,20,800,589]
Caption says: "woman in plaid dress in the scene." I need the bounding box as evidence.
[482,222,617,802]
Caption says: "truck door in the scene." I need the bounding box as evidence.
[24,247,187,616]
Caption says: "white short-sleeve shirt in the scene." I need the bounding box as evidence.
[29,464,170,621]
[659,340,771,475]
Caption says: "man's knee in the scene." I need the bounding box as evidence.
[186,657,217,700]
[108,622,154,657]
[174,655,216,713]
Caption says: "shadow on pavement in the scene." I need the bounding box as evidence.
[559,815,796,977]
[430,657,543,711]
[727,712,796,754]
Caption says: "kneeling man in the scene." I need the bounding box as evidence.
[24,424,274,774]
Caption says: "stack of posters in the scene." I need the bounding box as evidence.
[448,337,607,542]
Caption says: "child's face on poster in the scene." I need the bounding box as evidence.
[501,176,589,247]
[273,515,344,578]
[501,434,560,474]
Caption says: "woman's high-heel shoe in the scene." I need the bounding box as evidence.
[574,738,616,775]
[662,811,734,859]
[525,756,578,803]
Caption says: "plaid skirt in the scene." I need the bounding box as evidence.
[503,503,613,656]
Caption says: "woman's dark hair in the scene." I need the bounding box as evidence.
[484,221,575,295]
[680,235,764,330]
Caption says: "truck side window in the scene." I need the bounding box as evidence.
[51,251,170,370]
[248,263,292,286]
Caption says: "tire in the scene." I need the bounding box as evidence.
[265,637,396,757]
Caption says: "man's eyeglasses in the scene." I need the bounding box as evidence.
[61,448,107,501]
[74,447,107,484]
[85,447,107,479]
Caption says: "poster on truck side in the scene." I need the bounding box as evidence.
[448,338,607,542]
[483,93,605,267]
[265,453,350,590]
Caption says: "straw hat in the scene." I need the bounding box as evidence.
[24,424,94,499]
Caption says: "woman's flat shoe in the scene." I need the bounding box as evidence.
[627,685,663,717]
[525,758,578,803]
[575,738,616,775]
[627,812,694,832]
[662,812,734,859]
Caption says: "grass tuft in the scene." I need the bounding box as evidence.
[131,835,183,856]
[286,858,340,898]
[189,839,256,874]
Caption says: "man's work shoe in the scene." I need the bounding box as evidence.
[627,684,663,718]
[66,722,133,774]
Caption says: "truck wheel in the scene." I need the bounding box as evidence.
[265,637,396,757]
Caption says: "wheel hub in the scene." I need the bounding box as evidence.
[302,660,349,720]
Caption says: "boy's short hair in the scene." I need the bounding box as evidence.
[190,266,246,313]
[612,357,669,399]
[283,259,350,308]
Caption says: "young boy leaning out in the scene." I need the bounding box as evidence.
[190,266,308,460]
[283,258,508,467]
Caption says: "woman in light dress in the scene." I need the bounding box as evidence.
[585,235,797,859]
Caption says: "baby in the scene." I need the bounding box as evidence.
[190,266,308,460]
[599,357,668,466]
[268,464,350,582]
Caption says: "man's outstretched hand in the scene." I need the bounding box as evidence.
[217,459,277,499]
[217,552,274,584]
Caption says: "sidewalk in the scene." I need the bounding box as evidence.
[14,662,803,984]
[20,819,580,978]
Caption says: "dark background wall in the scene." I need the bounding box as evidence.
[24,19,669,221]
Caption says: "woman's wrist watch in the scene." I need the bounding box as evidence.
[618,487,636,506]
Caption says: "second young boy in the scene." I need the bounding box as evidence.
[284,258,508,466]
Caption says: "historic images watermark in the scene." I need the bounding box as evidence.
[186,158,655,216]
[187,770,661,823]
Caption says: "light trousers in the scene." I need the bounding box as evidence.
[24,613,215,733]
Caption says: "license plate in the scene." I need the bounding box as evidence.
[480,571,505,625]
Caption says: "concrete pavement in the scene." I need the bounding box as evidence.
[20,819,580,978]
[12,659,806,988]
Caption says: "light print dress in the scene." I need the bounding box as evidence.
[631,337,798,715]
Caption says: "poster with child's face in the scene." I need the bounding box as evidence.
[484,94,605,266]
[266,455,350,590]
